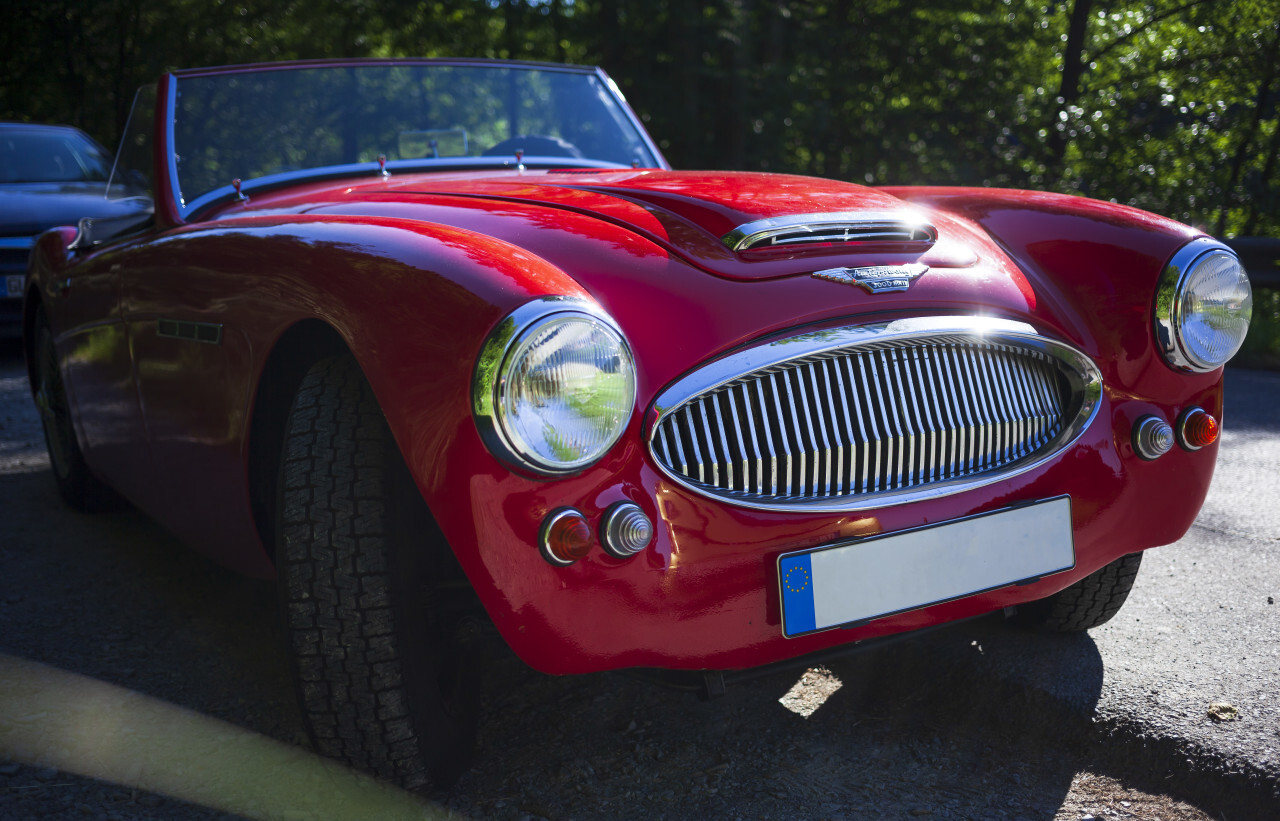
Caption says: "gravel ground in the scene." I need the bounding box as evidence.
[0,339,1243,820]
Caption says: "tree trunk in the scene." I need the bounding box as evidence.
[1217,27,1279,236]
[1045,0,1094,184]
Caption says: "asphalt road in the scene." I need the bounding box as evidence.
[918,368,1280,806]
[0,337,1276,820]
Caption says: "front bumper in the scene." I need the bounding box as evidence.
[432,376,1221,676]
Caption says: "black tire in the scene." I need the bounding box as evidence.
[1014,552,1143,632]
[276,355,479,790]
[32,309,116,511]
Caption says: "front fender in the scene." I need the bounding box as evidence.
[882,187,1214,394]
[22,226,80,385]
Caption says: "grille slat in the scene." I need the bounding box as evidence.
[899,349,927,488]
[769,371,794,497]
[993,352,1022,460]
[1010,353,1041,451]
[684,405,705,484]
[754,380,776,495]
[821,360,846,496]
[792,368,817,496]
[829,359,852,495]
[710,393,733,491]
[911,349,941,484]
[651,327,1099,510]
[841,356,869,494]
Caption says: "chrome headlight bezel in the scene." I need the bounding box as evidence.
[1154,237,1253,373]
[473,296,636,476]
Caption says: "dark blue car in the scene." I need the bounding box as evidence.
[1,122,149,336]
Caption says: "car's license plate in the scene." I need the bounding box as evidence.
[778,496,1074,637]
[5,275,22,298]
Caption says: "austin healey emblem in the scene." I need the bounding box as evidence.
[812,263,929,294]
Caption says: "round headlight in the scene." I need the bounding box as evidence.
[1155,239,1253,373]
[475,298,636,474]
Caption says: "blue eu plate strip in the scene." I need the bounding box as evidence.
[778,552,816,637]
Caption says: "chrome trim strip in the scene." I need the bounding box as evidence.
[648,316,1103,513]
[595,67,672,171]
[723,211,937,252]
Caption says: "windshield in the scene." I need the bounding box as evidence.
[0,128,112,184]
[172,63,661,212]
[107,84,158,200]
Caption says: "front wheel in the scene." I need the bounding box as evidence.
[276,355,479,789]
[1014,552,1143,632]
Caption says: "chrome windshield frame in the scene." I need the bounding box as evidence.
[163,59,671,222]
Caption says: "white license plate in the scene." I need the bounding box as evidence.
[5,275,22,298]
[778,497,1074,637]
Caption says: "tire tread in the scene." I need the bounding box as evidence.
[277,356,431,788]
[1019,552,1143,632]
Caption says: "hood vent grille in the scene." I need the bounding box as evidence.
[723,212,937,253]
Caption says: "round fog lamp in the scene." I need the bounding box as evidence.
[1178,408,1219,451]
[600,502,653,558]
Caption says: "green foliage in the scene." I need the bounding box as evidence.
[1237,287,1280,369]
[2,0,1277,238]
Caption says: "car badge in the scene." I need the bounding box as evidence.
[811,263,929,294]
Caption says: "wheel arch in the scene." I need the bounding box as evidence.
[22,289,46,396]
[245,317,472,589]
[245,318,349,566]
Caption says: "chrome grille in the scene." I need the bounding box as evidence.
[649,318,1102,511]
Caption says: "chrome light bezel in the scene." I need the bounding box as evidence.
[473,296,636,476]
[1154,238,1253,373]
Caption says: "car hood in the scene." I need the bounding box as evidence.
[299,169,995,282]
[0,182,141,237]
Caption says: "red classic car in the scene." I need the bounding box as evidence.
[22,59,1252,788]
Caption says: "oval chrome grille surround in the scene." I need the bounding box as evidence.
[648,317,1103,512]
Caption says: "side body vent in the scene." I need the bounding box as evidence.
[648,317,1102,512]
[723,211,937,253]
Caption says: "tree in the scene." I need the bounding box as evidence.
[3,0,1276,236]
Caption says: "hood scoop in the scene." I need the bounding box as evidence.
[351,170,974,280]
[723,211,937,253]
